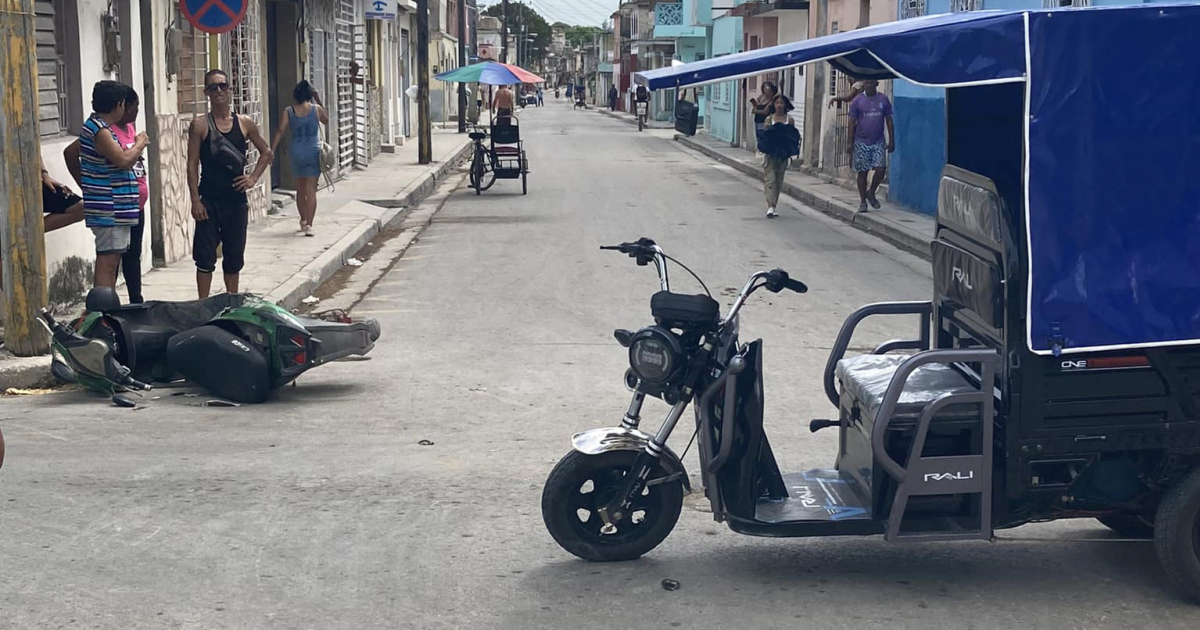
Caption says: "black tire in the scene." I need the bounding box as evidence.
[542,450,683,562]
[638,115,644,132]
[1097,514,1155,538]
[470,150,483,195]
[521,152,528,195]
[1155,466,1200,602]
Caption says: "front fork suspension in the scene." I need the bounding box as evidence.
[599,398,689,526]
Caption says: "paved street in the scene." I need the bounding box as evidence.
[2,100,1197,629]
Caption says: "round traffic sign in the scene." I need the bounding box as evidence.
[179,0,249,35]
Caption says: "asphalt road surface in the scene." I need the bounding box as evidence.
[2,100,1197,629]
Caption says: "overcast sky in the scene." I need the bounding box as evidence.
[476,0,617,28]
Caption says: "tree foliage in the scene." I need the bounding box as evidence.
[483,2,551,66]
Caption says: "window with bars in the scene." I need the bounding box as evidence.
[36,0,80,137]
[901,0,927,19]
[175,5,210,119]
[950,0,982,12]
[226,1,264,167]
[827,21,839,97]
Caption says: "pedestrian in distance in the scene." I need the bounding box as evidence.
[749,81,778,129]
[78,80,147,290]
[608,84,618,111]
[270,79,329,237]
[750,80,778,158]
[846,79,894,212]
[537,85,544,107]
[65,85,149,303]
[187,68,273,299]
[758,94,800,219]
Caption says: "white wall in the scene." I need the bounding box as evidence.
[41,0,150,304]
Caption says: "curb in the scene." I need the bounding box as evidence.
[674,134,931,260]
[0,357,56,392]
[265,139,474,310]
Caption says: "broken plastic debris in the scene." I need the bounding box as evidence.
[301,295,321,305]
[204,400,241,407]
[4,388,57,396]
[418,439,435,446]
[661,579,681,591]
[346,258,364,267]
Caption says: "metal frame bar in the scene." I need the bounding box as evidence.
[869,349,997,542]
[823,301,933,408]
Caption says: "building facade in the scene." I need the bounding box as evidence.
[32,0,425,309]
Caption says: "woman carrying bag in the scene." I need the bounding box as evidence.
[757,94,801,218]
[271,80,329,236]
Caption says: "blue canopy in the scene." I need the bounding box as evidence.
[640,5,1200,355]
[635,11,1028,91]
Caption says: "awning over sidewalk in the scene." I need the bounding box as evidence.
[635,10,1027,90]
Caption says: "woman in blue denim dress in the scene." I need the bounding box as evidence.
[271,80,328,236]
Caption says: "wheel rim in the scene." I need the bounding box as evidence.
[566,463,666,545]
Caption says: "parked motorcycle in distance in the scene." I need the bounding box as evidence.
[42,288,381,405]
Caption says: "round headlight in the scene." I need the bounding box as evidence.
[629,327,683,384]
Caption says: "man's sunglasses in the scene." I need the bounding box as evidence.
[205,82,230,93]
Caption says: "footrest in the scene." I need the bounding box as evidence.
[755,470,872,524]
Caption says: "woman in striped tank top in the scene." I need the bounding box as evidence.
[78,80,148,289]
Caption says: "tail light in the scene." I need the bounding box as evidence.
[278,327,312,370]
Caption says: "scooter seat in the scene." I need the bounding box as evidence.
[835,353,980,428]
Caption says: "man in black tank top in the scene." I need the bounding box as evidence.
[186,68,274,299]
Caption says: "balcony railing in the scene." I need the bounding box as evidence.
[654,3,683,26]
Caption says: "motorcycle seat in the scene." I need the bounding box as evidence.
[651,291,721,327]
[835,353,980,430]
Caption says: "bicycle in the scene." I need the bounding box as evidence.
[468,126,496,195]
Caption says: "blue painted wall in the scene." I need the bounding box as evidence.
[708,15,743,144]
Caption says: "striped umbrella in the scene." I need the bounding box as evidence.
[435,61,546,85]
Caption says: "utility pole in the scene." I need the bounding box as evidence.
[500,0,509,63]
[417,0,433,164]
[0,0,49,356]
[457,0,467,132]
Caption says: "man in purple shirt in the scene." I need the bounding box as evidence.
[847,80,895,212]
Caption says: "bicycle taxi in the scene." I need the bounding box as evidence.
[434,61,541,195]
[543,5,1200,601]
[468,115,528,195]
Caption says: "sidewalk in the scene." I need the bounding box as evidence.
[0,129,473,390]
[674,131,934,260]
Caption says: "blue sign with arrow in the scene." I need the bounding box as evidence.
[179,0,248,35]
[366,0,398,20]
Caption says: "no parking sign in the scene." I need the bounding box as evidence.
[179,0,249,35]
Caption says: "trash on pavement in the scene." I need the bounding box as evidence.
[301,295,321,305]
[661,579,681,591]
[346,258,364,267]
[204,399,241,407]
[418,439,435,446]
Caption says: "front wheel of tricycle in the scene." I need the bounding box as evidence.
[1155,466,1200,602]
[542,450,683,562]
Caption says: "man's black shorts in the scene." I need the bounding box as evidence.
[43,183,82,214]
[193,195,249,275]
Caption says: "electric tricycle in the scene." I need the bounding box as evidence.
[543,5,1200,601]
